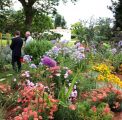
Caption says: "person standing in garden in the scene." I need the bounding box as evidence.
[25,31,33,45]
[10,31,23,72]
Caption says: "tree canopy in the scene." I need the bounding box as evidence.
[109,0,122,30]
[0,0,77,34]
[17,0,77,30]
[54,13,66,28]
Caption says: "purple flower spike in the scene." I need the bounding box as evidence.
[41,56,57,67]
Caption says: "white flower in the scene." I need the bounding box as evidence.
[74,85,77,89]
[21,73,25,77]
[25,71,30,77]
[26,80,35,87]
[70,90,77,98]
[68,83,71,86]
[13,78,17,82]
[64,73,68,78]
[56,73,61,77]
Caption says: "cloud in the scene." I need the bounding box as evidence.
[56,0,114,25]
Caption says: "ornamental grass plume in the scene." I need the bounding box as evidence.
[41,56,57,67]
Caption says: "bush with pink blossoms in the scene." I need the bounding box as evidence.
[14,83,59,120]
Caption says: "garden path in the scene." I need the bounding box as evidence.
[113,112,122,120]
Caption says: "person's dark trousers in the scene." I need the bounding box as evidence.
[12,55,21,71]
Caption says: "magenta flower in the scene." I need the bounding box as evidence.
[41,56,57,67]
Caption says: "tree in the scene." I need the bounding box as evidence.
[54,13,66,28]
[71,22,87,42]
[109,0,122,30]
[32,13,54,32]
[17,0,76,30]
[71,18,112,43]
[0,0,11,10]
[0,0,12,32]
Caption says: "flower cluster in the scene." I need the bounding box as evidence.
[93,64,122,88]
[93,64,111,75]
[23,55,32,63]
[14,83,59,120]
[45,44,85,63]
[47,65,78,103]
[69,84,77,103]
[41,56,57,67]
[46,46,60,59]
[81,85,122,112]
[21,71,30,78]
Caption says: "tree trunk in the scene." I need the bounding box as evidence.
[24,5,34,31]
[18,0,36,31]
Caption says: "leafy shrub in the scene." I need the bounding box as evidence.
[32,31,62,41]
[24,40,53,64]
[111,53,122,71]
[0,46,12,69]
[77,101,113,120]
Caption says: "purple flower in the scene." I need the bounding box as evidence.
[41,56,57,67]
[75,42,81,47]
[51,40,56,44]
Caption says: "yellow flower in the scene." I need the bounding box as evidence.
[94,64,122,88]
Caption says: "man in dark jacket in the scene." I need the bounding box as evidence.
[10,31,23,71]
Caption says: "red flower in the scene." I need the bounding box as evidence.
[20,57,24,63]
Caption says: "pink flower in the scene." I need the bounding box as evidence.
[92,97,97,102]
[91,106,97,112]
[17,98,22,103]
[23,108,28,112]
[67,70,73,74]
[14,116,23,120]
[69,104,76,110]
[103,105,110,114]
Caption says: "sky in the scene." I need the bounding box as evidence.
[13,0,116,26]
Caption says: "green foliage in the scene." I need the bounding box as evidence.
[0,46,11,70]
[79,75,96,93]
[94,18,112,41]
[0,90,18,109]
[110,52,122,71]
[71,22,87,42]
[0,108,5,120]
[77,101,113,120]
[54,13,66,28]
[32,13,54,33]
[0,10,54,35]
[0,0,12,10]
[40,31,62,41]
[54,105,80,120]
[24,40,53,64]
[71,18,112,43]
[109,0,122,30]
